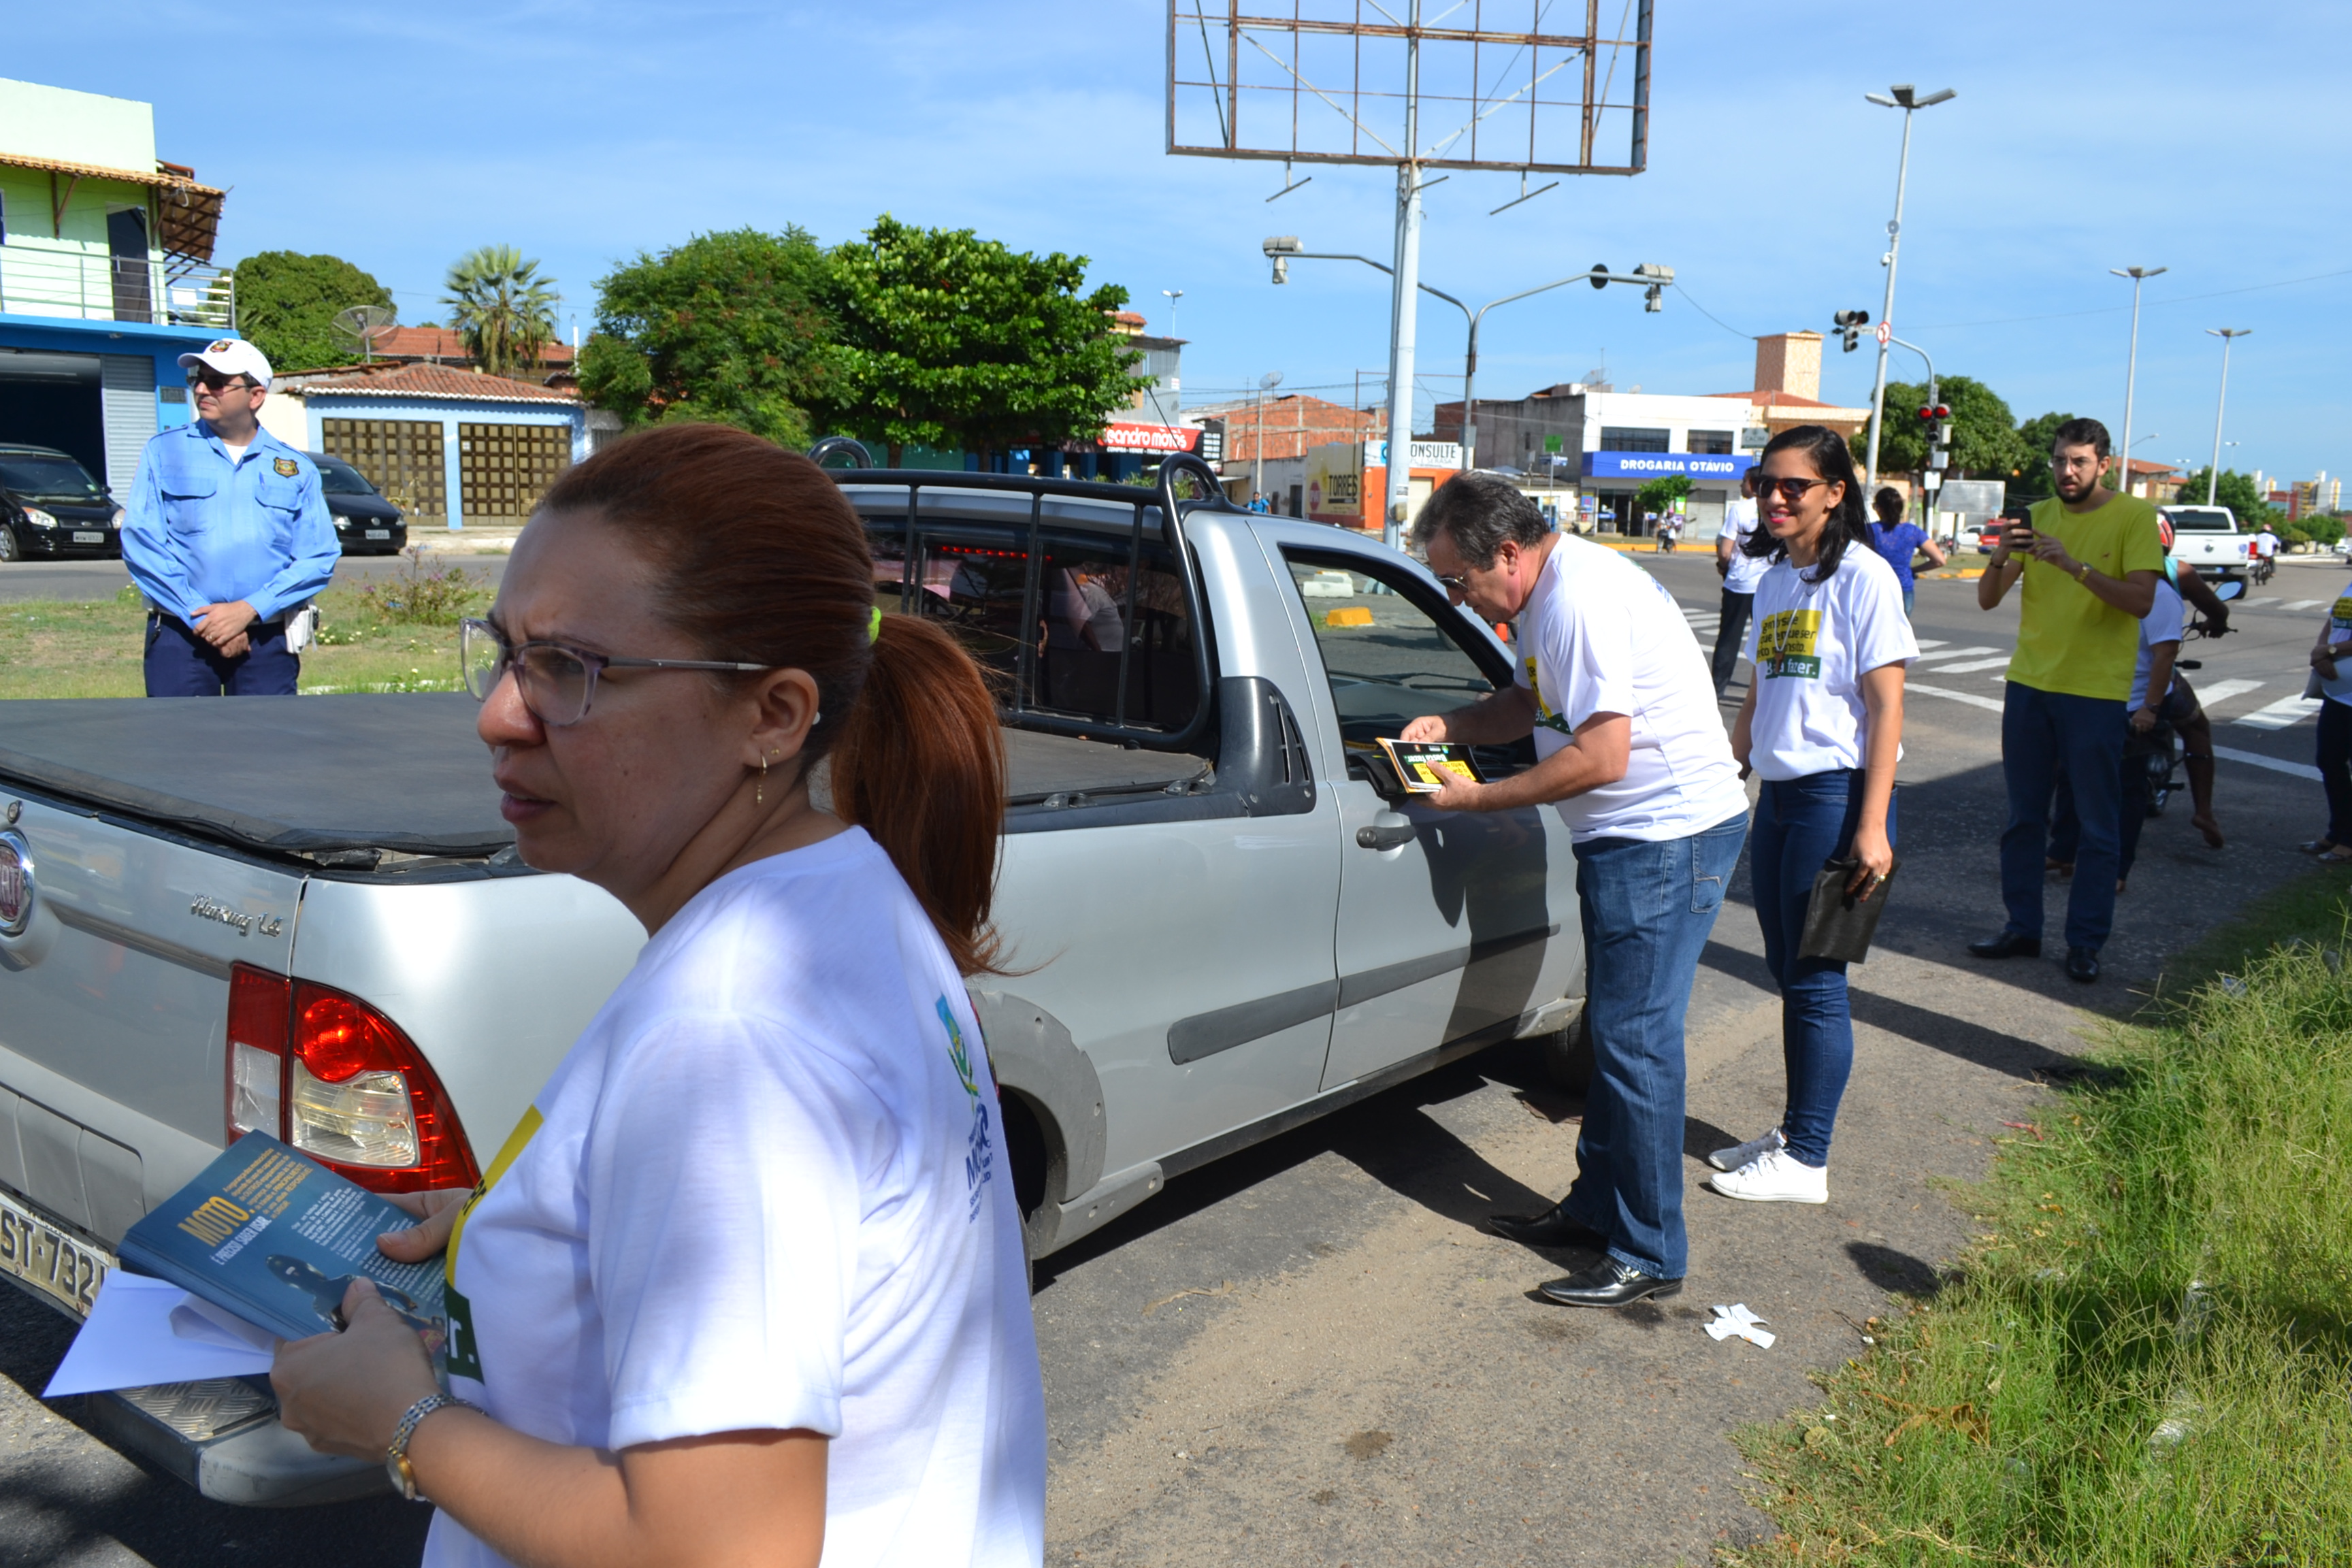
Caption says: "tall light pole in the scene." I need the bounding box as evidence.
[2204,328,2251,506]
[1380,6,1426,551]
[2110,265,2166,497]
[1253,370,1282,500]
[1861,83,1957,493]
[1160,288,1183,339]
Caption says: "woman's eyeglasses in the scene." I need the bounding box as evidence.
[1754,475,1832,503]
[459,618,769,728]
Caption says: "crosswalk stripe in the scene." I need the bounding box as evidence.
[1929,655,2014,674]
[1912,639,1950,651]
[2191,679,2264,709]
[1908,681,2006,713]
[2283,599,2327,611]
[2234,695,2325,730]
[2211,745,2323,782]
[1910,644,2002,663]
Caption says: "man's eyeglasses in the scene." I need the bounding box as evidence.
[1753,475,1833,503]
[459,618,770,728]
[186,369,253,392]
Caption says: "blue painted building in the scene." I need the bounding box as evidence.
[0,78,236,497]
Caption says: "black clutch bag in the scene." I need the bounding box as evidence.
[1799,857,1899,963]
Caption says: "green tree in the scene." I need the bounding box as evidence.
[2173,466,2279,527]
[813,214,1145,467]
[2008,411,2077,501]
[1849,376,2027,481]
[576,228,836,448]
[443,245,559,379]
[226,251,394,372]
[1635,473,1693,517]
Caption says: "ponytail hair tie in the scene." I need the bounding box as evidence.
[868,605,883,644]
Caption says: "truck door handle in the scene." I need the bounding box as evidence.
[1356,821,1416,851]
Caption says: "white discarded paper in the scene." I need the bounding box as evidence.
[1705,1303,1776,1348]
[43,1272,276,1397]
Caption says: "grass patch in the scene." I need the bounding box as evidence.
[0,566,486,700]
[1725,893,2352,1567]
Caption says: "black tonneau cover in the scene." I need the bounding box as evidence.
[0,695,1213,859]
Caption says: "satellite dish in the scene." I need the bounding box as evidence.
[331,304,397,363]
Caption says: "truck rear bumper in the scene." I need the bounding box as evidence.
[82,1378,387,1507]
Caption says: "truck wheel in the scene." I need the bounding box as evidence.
[1540,1003,1594,1095]
[997,1092,1062,1261]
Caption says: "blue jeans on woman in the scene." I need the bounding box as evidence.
[1562,812,1750,1281]
[1749,771,1896,1169]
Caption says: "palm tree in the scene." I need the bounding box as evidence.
[442,246,559,378]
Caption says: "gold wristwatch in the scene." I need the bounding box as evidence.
[386,1392,479,1502]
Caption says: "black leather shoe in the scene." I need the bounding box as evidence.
[1537,1256,1684,1309]
[2065,945,2100,983]
[1488,1203,1607,1251]
[1968,931,2042,960]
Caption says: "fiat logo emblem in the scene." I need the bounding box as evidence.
[0,830,31,938]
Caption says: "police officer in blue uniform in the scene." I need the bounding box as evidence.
[122,340,339,696]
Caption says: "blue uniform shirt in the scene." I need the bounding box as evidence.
[122,421,340,625]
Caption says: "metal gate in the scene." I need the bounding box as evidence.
[458,423,568,523]
[322,418,447,526]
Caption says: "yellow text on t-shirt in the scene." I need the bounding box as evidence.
[1757,607,1823,679]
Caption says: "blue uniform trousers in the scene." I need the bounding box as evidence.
[144,612,299,697]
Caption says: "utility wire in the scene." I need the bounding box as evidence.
[1663,278,1755,342]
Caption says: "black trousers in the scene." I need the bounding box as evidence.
[1710,589,1753,698]
[2319,698,2352,845]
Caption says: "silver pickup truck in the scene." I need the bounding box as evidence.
[0,459,1590,1505]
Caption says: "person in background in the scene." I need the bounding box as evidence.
[2302,579,2352,864]
[1247,491,1271,514]
[122,340,338,697]
[1865,487,1946,617]
[1401,472,1749,1309]
[1712,469,1765,698]
[2255,521,2281,579]
[1711,426,1913,1205]
[271,425,1047,1568]
[1969,418,2161,984]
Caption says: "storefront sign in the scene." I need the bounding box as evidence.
[1099,422,1202,453]
[1581,451,1756,481]
[1370,440,1463,470]
[1306,442,1363,524]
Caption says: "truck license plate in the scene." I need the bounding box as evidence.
[0,1186,111,1316]
[365,529,389,540]
[73,531,104,543]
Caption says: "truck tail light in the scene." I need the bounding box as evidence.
[222,966,479,1194]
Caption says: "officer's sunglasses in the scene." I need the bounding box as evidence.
[186,369,255,391]
[459,618,771,728]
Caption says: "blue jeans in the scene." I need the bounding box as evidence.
[1899,586,1915,618]
[1750,772,1896,1169]
[1999,683,2126,950]
[1564,813,1748,1279]
[144,611,299,697]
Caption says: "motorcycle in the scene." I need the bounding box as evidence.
[2140,578,2244,817]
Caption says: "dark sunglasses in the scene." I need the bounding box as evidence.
[1754,474,1833,503]
[1434,573,1469,594]
[186,369,253,391]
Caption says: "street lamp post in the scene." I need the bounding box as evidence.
[2110,265,2167,498]
[1160,287,1183,340]
[2204,328,2251,506]
[1253,370,1283,501]
[1861,83,1957,493]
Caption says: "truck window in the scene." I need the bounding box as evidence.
[867,521,1200,734]
[1282,552,1499,747]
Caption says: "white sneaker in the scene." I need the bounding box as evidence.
[1708,1147,1829,1205]
[1708,1126,1784,1173]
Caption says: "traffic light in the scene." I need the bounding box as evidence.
[1833,308,1869,352]
[1917,404,1953,469]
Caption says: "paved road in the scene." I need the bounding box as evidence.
[2,550,2342,1567]
[0,553,508,606]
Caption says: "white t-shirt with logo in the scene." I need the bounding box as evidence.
[2322,578,2352,707]
[1515,534,1748,842]
[426,830,1046,1568]
[2129,578,2186,710]
[1718,496,1769,593]
[1742,546,1918,781]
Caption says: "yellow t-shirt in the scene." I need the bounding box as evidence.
[2004,494,2166,700]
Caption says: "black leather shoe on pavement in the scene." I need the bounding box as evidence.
[1488,1203,1607,1251]
[2065,945,2101,983]
[1537,1256,1683,1309]
[1968,931,2042,960]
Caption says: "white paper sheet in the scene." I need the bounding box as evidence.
[43,1272,276,1397]
[1704,1303,1776,1348]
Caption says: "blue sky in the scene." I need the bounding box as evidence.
[21,2,2350,483]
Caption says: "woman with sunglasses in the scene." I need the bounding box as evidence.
[271,423,1045,1568]
[1710,425,1916,1206]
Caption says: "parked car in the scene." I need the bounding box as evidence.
[0,444,120,562]
[0,456,1588,1505]
[307,452,406,555]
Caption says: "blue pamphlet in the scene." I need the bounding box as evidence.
[119,1132,446,1356]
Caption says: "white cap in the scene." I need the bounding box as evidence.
[177,338,273,390]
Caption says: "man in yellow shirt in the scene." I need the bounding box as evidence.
[1970,418,2162,983]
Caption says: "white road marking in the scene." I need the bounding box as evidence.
[1912,639,1950,651]
[1909,644,2002,663]
[2211,745,2323,782]
[2282,599,2327,612]
[2189,679,2264,709]
[1908,681,2006,713]
[2233,695,2325,730]
[1928,655,2015,674]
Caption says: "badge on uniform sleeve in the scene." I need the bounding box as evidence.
[274,457,298,477]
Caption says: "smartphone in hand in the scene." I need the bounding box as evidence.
[2004,523,2038,552]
